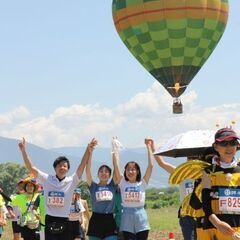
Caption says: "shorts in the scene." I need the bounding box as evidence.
[12,221,22,234]
[87,212,117,239]
[68,220,85,239]
[120,207,150,234]
[21,226,40,240]
[45,214,69,240]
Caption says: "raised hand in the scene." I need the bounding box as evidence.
[144,138,154,151]
[112,136,124,154]
[87,138,98,153]
[18,137,26,152]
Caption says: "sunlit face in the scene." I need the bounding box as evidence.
[17,182,25,194]
[73,193,80,201]
[25,182,35,194]
[214,139,238,163]
[125,163,138,183]
[55,161,69,178]
[98,167,110,183]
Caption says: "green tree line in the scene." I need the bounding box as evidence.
[0,162,28,196]
[145,187,180,209]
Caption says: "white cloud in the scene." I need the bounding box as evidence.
[0,106,31,125]
[0,84,239,148]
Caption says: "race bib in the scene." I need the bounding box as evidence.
[47,191,65,207]
[184,181,194,195]
[95,190,113,201]
[124,191,141,203]
[219,188,240,214]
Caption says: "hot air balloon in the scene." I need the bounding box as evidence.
[112,0,229,113]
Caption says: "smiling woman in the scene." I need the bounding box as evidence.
[85,138,119,240]
[201,127,240,240]
[112,138,154,240]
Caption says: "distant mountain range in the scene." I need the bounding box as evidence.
[0,136,185,188]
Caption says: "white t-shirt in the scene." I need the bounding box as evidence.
[37,170,80,217]
[179,179,194,203]
[119,178,147,208]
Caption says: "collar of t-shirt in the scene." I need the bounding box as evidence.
[56,175,66,182]
[212,156,238,169]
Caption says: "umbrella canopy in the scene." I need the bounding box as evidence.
[154,130,215,158]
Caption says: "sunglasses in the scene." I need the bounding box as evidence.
[217,140,239,147]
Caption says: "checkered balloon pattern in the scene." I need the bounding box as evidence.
[112,0,228,97]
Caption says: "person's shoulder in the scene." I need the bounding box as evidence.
[65,173,79,182]
[109,178,116,186]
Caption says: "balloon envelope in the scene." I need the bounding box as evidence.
[112,0,229,98]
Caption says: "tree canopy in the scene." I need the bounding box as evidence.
[0,162,28,196]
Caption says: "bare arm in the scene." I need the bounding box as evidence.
[150,139,175,174]
[154,155,175,174]
[82,199,90,221]
[18,138,38,178]
[112,137,122,184]
[209,214,234,235]
[85,138,98,185]
[143,139,154,184]
[76,138,97,179]
[81,199,90,231]
[112,151,121,184]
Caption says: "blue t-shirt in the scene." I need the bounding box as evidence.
[89,179,117,214]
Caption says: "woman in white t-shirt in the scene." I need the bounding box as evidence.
[113,138,154,240]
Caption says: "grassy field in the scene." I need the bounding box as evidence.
[1,207,183,240]
[147,207,183,240]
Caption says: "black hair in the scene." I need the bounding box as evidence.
[124,161,141,182]
[98,165,112,176]
[53,156,70,169]
[212,143,220,157]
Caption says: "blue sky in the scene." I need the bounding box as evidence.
[0,1,239,149]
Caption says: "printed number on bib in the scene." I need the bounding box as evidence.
[219,188,240,214]
[124,191,140,203]
[47,191,65,207]
[184,182,194,195]
[96,190,113,201]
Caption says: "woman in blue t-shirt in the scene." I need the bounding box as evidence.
[86,138,118,240]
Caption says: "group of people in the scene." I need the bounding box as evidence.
[0,137,154,240]
[0,126,239,240]
[0,174,90,240]
[154,127,240,240]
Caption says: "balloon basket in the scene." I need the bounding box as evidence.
[172,99,183,114]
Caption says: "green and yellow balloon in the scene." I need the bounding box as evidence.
[112,0,229,113]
